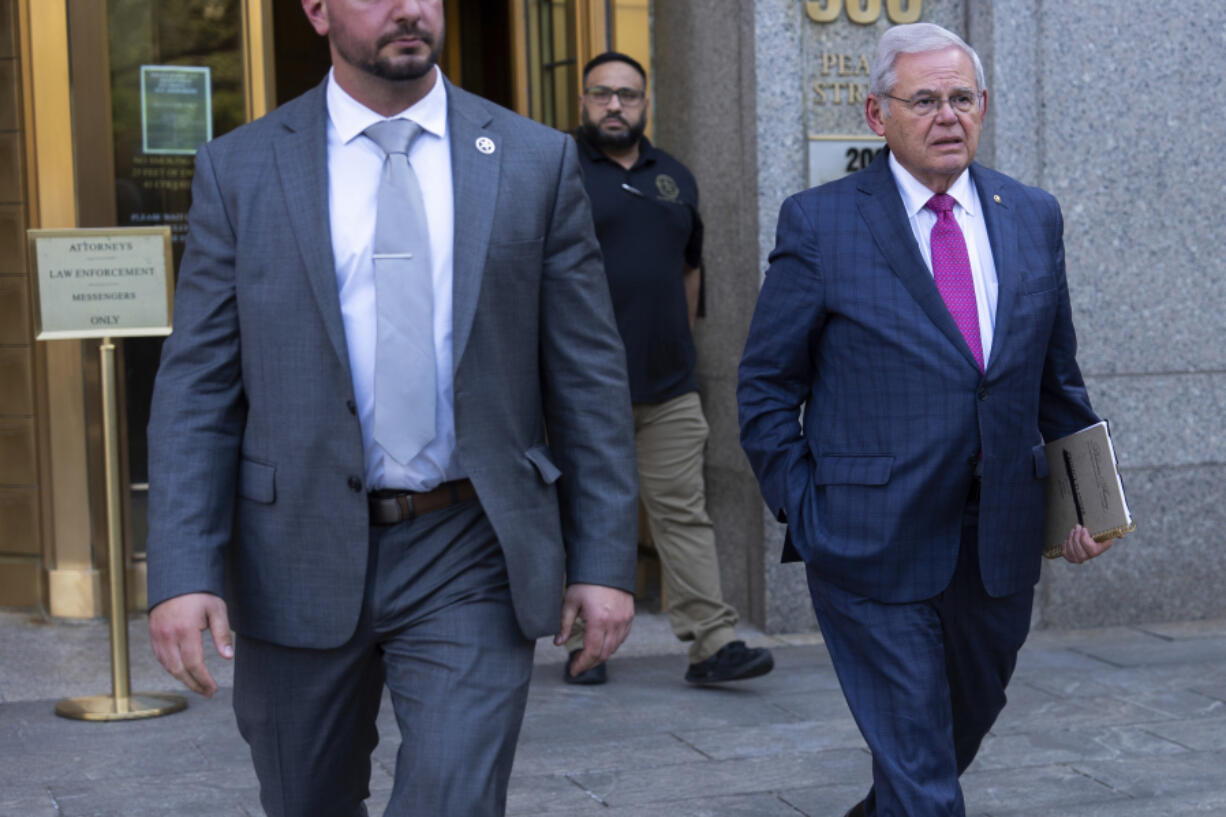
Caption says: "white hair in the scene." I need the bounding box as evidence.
[869,23,985,115]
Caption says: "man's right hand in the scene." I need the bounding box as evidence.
[148,592,234,698]
[555,583,634,676]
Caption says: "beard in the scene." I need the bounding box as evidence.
[333,20,443,82]
[581,109,647,150]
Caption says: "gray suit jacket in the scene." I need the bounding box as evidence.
[146,78,638,648]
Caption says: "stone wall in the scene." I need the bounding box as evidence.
[975,0,1226,627]
[651,0,768,625]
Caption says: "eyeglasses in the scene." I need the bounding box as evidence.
[583,86,645,107]
[882,91,980,116]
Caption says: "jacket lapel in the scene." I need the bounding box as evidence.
[273,82,349,374]
[446,81,501,371]
[856,152,982,372]
[972,164,1019,376]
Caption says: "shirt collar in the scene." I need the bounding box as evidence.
[632,135,658,169]
[326,66,448,145]
[888,151,977,219]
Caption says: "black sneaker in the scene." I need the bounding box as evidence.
[563,649,607,685]
[684,640,774,684]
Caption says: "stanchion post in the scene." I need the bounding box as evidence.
[102,338,131,713]
[53,338,186,721]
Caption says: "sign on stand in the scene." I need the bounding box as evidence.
[28,226,185,722]
[29,227,173,339]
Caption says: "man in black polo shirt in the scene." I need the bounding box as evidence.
[561,52,773,686]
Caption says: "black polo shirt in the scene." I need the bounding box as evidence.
[574,129,704,405]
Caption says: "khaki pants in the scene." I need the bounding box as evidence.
[568,391,738,663]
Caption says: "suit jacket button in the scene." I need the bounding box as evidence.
[347,476,363,493]
[978,388,989,401]
[346,399,357,416]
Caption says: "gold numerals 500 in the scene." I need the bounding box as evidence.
[806,0,922,25]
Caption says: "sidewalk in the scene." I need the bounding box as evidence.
[2,609,1225,816]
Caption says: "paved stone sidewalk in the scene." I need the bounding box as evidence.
[1,611,1224,816]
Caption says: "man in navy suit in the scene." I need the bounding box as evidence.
[738,23,1113,817]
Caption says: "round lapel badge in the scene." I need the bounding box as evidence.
[475,136,496,155]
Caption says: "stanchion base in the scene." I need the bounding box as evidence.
[54,692,188,722]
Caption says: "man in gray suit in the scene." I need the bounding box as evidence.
[145,1,638,815]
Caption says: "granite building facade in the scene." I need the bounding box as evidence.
[3,0,1221,632]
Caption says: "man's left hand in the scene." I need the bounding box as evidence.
[1062,525,1115,563]
[554,583,634,676]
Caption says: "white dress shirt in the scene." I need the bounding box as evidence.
[326,67,460,491]
[889,153,998,369]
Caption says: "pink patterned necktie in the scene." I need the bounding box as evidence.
[926,193,983,371]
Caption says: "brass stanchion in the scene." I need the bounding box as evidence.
[55,338,187,721]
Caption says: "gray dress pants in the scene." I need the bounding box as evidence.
[232,499,536,817]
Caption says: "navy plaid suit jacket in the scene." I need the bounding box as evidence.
[738,149,1098,603]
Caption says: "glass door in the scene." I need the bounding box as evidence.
[525,0,580,131]
[100,0,251,553]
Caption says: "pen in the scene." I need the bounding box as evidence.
[1062,450,1086,526]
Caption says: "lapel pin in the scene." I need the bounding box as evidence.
[993,194,1002,204]
[475,136,496,155]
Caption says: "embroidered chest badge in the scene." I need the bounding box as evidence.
[654,173,680,202]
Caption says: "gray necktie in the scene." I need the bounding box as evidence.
[364,119,435,464]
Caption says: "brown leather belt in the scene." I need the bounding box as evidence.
[368,479,477,526]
